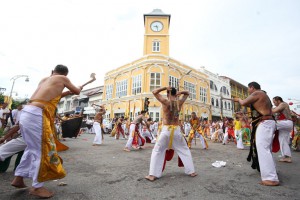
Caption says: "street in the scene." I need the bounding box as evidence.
[1,134,299,200]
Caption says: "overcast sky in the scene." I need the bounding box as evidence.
[0,0,299,103]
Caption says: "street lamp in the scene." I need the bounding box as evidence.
[9,75,29,99]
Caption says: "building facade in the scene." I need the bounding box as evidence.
[219,76,249,114]
[102,9,211,121]
[57,86,103,116]
[198,67,233,121]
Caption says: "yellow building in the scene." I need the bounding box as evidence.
[102,9,210,121]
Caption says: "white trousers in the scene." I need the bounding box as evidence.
[276,120,293,157]
[256,120,279,182]
[223,131,229,144]
[93,122,102,144]
[195,131,207,149]
[15,105,44,188]
[185,127,191,137]
[235,130,244,149]
[125,124,143,148]
[0,137,26,161]
[142,130,153,139]
[149,126,195,178]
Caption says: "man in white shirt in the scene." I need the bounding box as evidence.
[0,103,9,128]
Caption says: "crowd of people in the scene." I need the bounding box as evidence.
[0,65,299,198]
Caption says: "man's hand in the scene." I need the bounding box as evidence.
[233,97,240,102]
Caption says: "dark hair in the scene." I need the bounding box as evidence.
[147,118,152,122]
[273,96,283,102]
[248,82,261,90]
[167,87,177,96]
[54,65,69,75]
[141,110,147,114]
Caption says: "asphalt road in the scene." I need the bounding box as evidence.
[1,134,299,200]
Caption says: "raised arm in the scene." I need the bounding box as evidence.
[177,90,190,105]
[63,76,83,95]
[61,90,73,98]
[152,87,169,105]
[272,103,285,113]
[233,92,258,106]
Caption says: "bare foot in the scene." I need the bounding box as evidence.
[279,157,292,163]
[189,173,198,177]
[145,175,157,181]
[123,148,130,152]
[29,187,54,198]
[11,176,27,188]
[259,180,280,186]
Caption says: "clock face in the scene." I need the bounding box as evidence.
[150,21,163,32]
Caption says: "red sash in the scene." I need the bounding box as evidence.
[272,130,280,153]
[131,124,145,147]
[272,113,284,153]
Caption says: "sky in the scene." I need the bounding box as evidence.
[0,0,299,104]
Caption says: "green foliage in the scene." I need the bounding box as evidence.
[0,93,21,109]
[0,94,4,104]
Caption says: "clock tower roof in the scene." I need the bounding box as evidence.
[144,9,171,25]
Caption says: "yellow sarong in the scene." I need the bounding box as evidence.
[29,96,66,182]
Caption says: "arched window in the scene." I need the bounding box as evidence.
[216,99,219,108]
[224,101,227,109]
[221,86,227,95]
[228,102,231,110]
[211,98,214,106]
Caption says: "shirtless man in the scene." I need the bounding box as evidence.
[187,112,208,149]
[145,87,197,181]
[272,96,293,163]
[11,65,83,198]
[92,105,106,146]
[123,111,148,151]
[234,82,279,186]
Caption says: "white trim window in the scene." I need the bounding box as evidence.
[169,75,179,89]
[149,111,160,122]
[150,73,161,91]
[65,101,71,111]
[184,81,196,99]
[132,74,142,95]
[105,84,113,99]
[116,80,128,97]
[152,41,160,52]
[200,87,207,103]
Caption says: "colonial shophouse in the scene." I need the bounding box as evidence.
[57,86,103,116]
[198,66,233,121]
[219,76,249,115]
[102,9,211,121]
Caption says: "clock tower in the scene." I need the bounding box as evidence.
[143,9,171,56]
